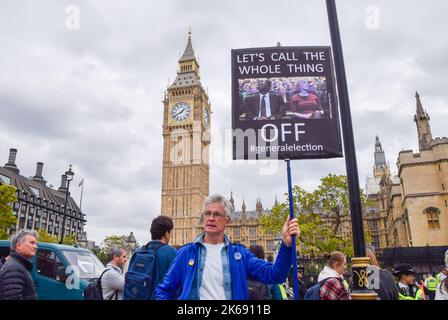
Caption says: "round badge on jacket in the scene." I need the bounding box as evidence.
[234,252,242,261]
[188,259,195,266]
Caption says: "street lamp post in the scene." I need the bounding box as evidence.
[325,0,377,299]
[60,164,74,244]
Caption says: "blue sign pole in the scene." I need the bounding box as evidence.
[285,159,299,300]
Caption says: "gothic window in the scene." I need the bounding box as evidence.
[424,207,441,230]
[233,228,240,237]
[372,235,380,249]
[250,227,257,236]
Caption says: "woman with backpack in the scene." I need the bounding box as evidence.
[315,251,350,300]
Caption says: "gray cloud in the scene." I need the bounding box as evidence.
[1,0,447,245]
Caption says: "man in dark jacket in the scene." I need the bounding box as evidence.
[0,230,38,300]
[244,80,285,120]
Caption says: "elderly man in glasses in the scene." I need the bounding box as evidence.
[156,194,300,300]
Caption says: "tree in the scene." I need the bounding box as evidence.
[103,235,127,250]
[0,184,18,240]
[62,234,78,246]
[91,247,108,265]
[95,235,128,265]
[260,174,371,257]
[36,229,78,245]
[37,229,58,243]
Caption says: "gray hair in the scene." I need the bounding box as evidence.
[107,246,125,262]
[202,194,232,218]
[10,229,38,252]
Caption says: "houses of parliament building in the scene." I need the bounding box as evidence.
[160,32,447,256]
[364,92,448,249]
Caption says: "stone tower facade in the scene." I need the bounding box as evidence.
[160,31,211,246]
[365,93,448,249]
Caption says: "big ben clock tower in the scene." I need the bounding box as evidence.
[161,31,211,246]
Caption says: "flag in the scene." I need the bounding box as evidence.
[78,178,84,187]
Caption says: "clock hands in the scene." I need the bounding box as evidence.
[173,108,185,118]
[173,105,190,120]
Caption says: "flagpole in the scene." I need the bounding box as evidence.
[79,180,84,211]
[285,159,299,300]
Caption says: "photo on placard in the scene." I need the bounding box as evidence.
[237,76,332,121]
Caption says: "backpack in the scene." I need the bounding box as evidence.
[248,279,269,300]
[123,242,166,300]
[84,269,115,300]
[304,278,337,300]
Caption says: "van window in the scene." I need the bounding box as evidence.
[62,250,105,279]
[36,249,65,280]
[0,246,10,260]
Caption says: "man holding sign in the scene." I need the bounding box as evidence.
[156,194,299,300]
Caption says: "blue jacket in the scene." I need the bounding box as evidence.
[155,234,293,300]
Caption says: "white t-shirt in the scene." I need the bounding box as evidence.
[199,243,226,300]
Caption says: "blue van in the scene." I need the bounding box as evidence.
[0,240,105,300]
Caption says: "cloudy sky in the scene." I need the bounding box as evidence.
[1,0,447,245]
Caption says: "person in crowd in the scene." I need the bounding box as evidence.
[436,250,448,284]
[435,261,448,300]
[247,244,271,300]
[296,268,307,300]
[394,264,425,300]
[155,193,300,300]
[102,246,127,300]
[124,215,177,300]
[317,251,350,300]
[306,276,316,289]
[366,247,399,300]
[149,216,177,296]
[424,273,438,300]
[0,230,38,300]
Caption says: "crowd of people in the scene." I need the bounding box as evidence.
[1,193,447,301]
[237,77,329,121]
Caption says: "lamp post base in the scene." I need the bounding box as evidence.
[350,257,379,300]
[350,293,379,300]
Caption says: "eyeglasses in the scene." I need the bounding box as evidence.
[203,211,227,219]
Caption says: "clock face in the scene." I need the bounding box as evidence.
[203,107,210,127]
[171,102,191,122]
